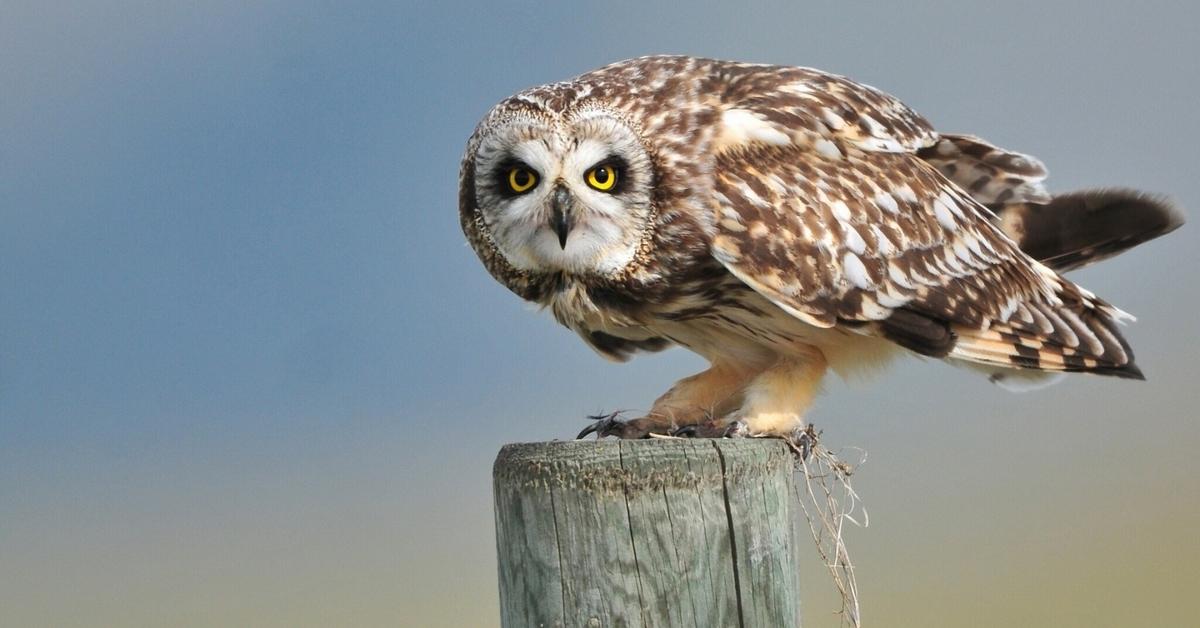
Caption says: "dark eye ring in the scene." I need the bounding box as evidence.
[507,167,538,194]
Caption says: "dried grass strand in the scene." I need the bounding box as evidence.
[790,427,868,628]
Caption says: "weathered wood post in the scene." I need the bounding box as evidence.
[493,438,801,627]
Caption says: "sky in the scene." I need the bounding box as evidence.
[2,1,1198,626]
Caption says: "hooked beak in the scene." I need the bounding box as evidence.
[550,184,575,249]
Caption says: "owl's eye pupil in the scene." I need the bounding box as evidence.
[586,163,619,191]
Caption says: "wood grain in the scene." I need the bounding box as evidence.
[493,439,801,627]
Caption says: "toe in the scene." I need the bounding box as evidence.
[576,413,664,440]
[670,424,698,437]
[674,418,738,438]
[577,412,622,439]
[612,417,657,439]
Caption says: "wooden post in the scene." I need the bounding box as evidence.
[493,439,801,628]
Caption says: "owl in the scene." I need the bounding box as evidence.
[459,56,1182,442]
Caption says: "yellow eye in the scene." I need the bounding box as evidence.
[585,164,618,191]
[507,167,537,194]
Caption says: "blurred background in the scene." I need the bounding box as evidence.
[3,1,1197,626]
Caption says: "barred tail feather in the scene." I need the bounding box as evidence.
[992,189,1184,273]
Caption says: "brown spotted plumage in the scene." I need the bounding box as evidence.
[459,56,1183,438]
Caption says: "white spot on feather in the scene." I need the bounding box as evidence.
[830,200,852,222]
[766,173,790,194]
[718,109,791,148]
[874,192,899,214]
[894,184,918,204]
[843,224,866,255]
[780,81,815,95]
[859,114,886,135]
[937,191,965,218]
[861,137,905,152]
[933,197,958,231]
[871,226,896,256]
[962,234,991,262]
[737,182,771,208]
[814,138,842,159]
[821,108,846,130]
[843,252,874,289]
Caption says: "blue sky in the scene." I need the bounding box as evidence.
[3,2,1198,626]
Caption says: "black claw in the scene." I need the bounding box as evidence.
[787,424,821,461]
[577,412,624,440]
[671,424,698,437]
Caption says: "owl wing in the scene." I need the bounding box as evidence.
[713,64,937,154]
[708,79,1140,376]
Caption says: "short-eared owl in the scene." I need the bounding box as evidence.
[459,56,1182,441]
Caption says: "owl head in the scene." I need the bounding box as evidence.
[461,100,657,279]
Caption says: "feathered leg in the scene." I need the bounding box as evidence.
[677,345,829,439]
[736,348,827,437]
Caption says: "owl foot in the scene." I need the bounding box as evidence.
[670,419,745,438]
[576,412,663,440]
[784,424,820,461]
[671,420,819,460]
